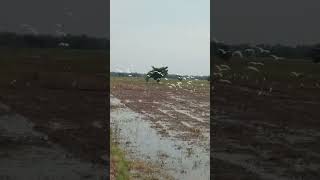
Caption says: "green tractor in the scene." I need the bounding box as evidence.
[145,66,168,82]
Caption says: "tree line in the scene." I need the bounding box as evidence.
[0,32,109,50]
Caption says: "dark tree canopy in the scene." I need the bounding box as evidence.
[0,32,108,50]
[145,66,168,82]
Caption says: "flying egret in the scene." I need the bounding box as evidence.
[218,79,232,84]
[290,72,302,77]
[270,55,284,60]
[247,66,260,72]
[232,51,243,58]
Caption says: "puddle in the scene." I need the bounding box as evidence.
[0,114,44,138]
[111,96,209,180]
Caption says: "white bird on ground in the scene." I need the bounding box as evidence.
[176,82,182,88]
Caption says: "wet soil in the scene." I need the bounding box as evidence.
[0,78,108,179]
[0,100,107,179]
[111,79,210,145]
[0,51,109,179]
[110,78,210,179]
[0,87,108,161]
[111,96,209,179]
[212,77,320,180]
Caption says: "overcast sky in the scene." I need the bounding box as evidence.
[2,1,317,74]
[111,0,210,76]
[212,0,320,46]
[0,0,109,38]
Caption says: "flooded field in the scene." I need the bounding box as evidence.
[110,77,210,179]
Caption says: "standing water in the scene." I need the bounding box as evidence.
[110,95,210,180]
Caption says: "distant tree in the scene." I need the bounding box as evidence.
[145,66,168,82]
[311,47,320,63]
[0,32,108,49]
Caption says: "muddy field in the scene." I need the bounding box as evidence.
[0,48,109,179]
[111,77,210,142]
[212,57,320,180]
[111,77,210,179]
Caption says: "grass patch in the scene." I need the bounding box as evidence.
[111,141,130,180]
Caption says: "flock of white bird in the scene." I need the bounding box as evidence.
[19,8,72,48]
[213,41,318,93]
[165,77,205,92]
[217,45,284,61]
